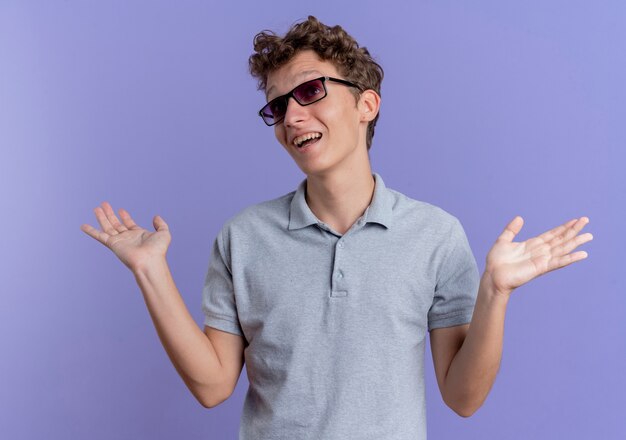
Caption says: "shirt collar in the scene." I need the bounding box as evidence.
[288,172,393,231]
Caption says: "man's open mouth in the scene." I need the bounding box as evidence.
[294,132,323,148]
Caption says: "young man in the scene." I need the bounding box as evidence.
[81,16,593,440]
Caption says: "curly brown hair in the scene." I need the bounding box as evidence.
[249,16,384,151]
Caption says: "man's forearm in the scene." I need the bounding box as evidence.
[443,272,510,416]
[133,258,225,407]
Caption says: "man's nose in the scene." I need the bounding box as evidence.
[283,96,308,126]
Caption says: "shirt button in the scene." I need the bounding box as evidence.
[338,241,345,248]
[337,272,343,279]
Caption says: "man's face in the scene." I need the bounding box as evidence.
[265,50,371,177]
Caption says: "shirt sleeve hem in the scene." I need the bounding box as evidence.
[203,313,244,336]
[428,311,473,331]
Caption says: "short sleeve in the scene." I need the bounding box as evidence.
[427,218,480,331]
[201,229,244,336]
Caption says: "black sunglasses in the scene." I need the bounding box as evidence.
[259,76,361,126]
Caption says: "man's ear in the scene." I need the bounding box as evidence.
[358,89,381,122]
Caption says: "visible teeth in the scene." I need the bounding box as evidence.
[294,132,322,147]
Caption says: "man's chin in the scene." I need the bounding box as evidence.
[294,158,339,179]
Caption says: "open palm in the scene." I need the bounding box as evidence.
[80,201,171,272]
[485,216,593,296]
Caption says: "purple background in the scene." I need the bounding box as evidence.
[1,1,623,439]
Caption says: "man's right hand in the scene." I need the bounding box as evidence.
[80,201,171,272]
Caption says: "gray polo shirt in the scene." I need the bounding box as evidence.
[202,172,479,440]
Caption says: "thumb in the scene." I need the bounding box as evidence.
[497,215,524,243]
[153,215,169,232]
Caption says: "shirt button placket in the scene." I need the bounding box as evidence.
[332,239,347,297]
[335,240,342,284]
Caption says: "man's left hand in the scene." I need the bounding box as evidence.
[483,216,593,298]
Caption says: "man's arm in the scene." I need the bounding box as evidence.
[430,216,592,417]
[134,258,244,408]
[430,275,508,417]
[203,325,246,403]
[81,202,246,408]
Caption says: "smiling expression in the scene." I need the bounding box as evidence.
[265,50,379,177]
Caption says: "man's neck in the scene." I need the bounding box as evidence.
[305,162,375,235]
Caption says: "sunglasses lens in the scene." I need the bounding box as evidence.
[259,78,327,125]
[293,79,325,104]
[261,98,286,125]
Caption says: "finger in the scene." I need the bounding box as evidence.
[536,218,578,243]
[497,216,524,243]
[567,216,590,237]
[547,250,589,272]
[552,232,594,257]
[153,215,169,232]
[548,217,590,248]
[80,223,111,246]
[564,217,590,239]
[94,205,118,235]
[100,201,129,233]
[118,208,141,230]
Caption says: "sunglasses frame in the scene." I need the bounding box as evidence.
[259,76,361,126]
